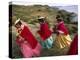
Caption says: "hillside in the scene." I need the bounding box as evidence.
[10,5,78,58]
[11,5,77,33]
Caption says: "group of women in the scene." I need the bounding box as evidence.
[14,15,78,58]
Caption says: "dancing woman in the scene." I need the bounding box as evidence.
[37,17,53,49]
[55,15,72,48]
[15,19,42,58]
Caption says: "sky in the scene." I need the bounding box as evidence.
[56,5,78,14]
[10,1,78,14]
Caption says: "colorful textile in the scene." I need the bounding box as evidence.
[20,42,42,58]
[16,36,42,58]
[56,21,72,48]
[38,22,52,40]
[57,21,68,35]
[16,24,42,58]
[67,34,78,55]
[20,25,38,49]
[41,35,53,49]
[55,34,72,48]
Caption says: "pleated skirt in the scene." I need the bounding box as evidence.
[20,42,42,58]
[55,34,72,48]
[41,35,54,49]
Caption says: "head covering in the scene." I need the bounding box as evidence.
[56,15,63,20]
[15,18,21,25]
[38,16,45,19]
[56,15,61,19]
[38,16,45,22]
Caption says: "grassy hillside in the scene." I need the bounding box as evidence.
[12,5,61,26]
[11,5,77,33]
[10,5,77,58]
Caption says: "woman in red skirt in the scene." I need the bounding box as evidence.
[14,19,42,58]
[67,33,78,55]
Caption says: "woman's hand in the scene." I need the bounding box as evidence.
[19,35,24,40]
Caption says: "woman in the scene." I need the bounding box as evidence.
[37,17,53,49]
[15,19,42,58]
[55,15,72,48]
[67,34,78,55]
